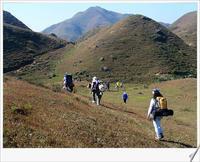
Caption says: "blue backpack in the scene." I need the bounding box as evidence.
[122,93,128,100]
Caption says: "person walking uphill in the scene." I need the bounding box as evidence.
[63,72,74,92]
[91,76,103,106]
[122,92,128,103]
[147,89,164,140]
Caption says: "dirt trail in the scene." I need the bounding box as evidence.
[72,91,146,119]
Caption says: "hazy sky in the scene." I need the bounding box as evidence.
[3,2,197,32]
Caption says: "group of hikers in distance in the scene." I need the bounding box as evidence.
[63,73,173,141]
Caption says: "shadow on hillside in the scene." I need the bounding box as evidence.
[161,139,194,148]
[101,103,146,120]
[102,104,137,115]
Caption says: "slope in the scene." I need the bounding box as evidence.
[3,10,31,30]
[3,77,196,148]
[3,11,68,73]
[170,11,197,48]
[42,6,130,41]
[55,15,196,83]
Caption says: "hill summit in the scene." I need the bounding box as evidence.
[42,6,130,41]
[56,15,196,83]
[3,11,31,30]
[170,11,197,48]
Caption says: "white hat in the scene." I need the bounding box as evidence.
[92,76,97,82]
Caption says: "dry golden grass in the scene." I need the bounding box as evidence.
[3,77,196,148]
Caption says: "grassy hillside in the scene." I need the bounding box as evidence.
[8,45,74,86]
[3,77,196,148]
[170,11,197,48]
[3,23,67,73]
[54,15,196,83]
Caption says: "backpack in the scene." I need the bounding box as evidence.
[156,97,167,109]
[122,93,128,100]
[64,74,73,86]
[99,83,105,92]
[92,81,99,91]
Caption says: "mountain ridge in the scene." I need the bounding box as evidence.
[42,6,130,41]
[55,14,196,83]
[3,10,31,30]
[3,11,67,73]
[170,11,197,48]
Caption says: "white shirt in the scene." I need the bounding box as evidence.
[147,98,158,117]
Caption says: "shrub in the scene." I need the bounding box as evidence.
[11,103,32,115]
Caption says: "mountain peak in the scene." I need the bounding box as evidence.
[87,6,105,11]
[170,10,197,47]
[3,10,31,30]
[57,13,196,82]
[43,7,129,41]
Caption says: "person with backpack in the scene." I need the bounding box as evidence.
[122,92,128,103]
[91,76,99,104]
[98,83,105,105]
[105,80,110,91]
[115,81,120,91]
[63,73,74,92]
[91,77,104,106]
[147,88,164,140]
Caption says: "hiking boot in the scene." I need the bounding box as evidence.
[160,133,164,139]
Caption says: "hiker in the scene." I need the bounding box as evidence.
[87,83,91,89]
[105,80,110,91]
[121,81,125,91]
[122,92,128,103]
[147,88,164,140]
[91,77,103,106]
[63,73,74,92]
[115,81,120,91]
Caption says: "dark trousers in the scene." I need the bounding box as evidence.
[92,91,102,105]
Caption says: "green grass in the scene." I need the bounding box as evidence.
[75,78,197,127]
[51,15,196,84]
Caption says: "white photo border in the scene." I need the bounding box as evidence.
[1,0,199,162]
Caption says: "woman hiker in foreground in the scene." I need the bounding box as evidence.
[147,88,164,141]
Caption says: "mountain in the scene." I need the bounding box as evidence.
[55,15,196,83]
[170,11,197,48]
[3,11,31,30]
[3,11,67,73]
[159,22,171,28]
[42,6,130,41]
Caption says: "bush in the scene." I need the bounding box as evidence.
[11,103,32,115]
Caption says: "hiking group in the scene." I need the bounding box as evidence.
[62,73,173,141]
